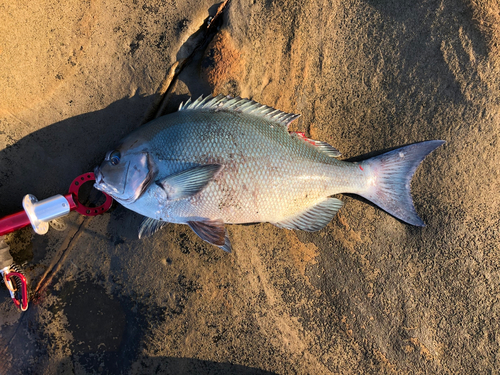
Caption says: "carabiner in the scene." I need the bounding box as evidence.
[2,265,28,311]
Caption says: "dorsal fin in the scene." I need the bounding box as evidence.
[179,94,300,128]
[290,132,342,158]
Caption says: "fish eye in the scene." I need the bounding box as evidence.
[107,150,121,166]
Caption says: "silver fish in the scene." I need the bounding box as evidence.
[94,95,444,252]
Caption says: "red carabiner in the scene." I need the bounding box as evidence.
[5,270,28,311]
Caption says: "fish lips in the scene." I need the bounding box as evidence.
[94,165,124,197]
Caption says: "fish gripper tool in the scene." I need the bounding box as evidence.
[0,172,113,312]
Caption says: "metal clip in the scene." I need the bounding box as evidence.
[1,264,28,311]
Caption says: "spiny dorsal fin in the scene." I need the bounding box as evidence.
[274,197,344,232]
[290,132,342,158]
[179,94,300,128]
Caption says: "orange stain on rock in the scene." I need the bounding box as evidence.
[284,230,319,278]
[202,30,245,93]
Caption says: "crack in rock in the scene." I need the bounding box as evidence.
[152,0,231,120]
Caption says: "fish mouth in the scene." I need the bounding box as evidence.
[94,166,103,190]
[93,164,127,199]
[93,166,111,195]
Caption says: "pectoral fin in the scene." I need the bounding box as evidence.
[156,164,222,200]
[187,219,232,252]
[274,198,343,232]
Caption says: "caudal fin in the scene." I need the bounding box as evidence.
[359,140,445,226]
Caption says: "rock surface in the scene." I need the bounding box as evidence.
[1,0,499,374]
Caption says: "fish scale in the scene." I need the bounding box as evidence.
[145,110,355,224]
[94,95,444,252]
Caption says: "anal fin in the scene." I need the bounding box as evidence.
[274,198,343,232]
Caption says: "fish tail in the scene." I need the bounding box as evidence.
[358,140,445,226]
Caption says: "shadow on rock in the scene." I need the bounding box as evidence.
[129,357,278,375]
[0,93,154,214]
[56,355,278,375]
[54,279,154,374]
[33,277,277,375]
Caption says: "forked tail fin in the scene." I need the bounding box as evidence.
[358,140,445,226]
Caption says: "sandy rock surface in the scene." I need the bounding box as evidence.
[1,0,499,374]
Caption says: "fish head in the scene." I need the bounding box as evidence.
[94,137,158,203]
